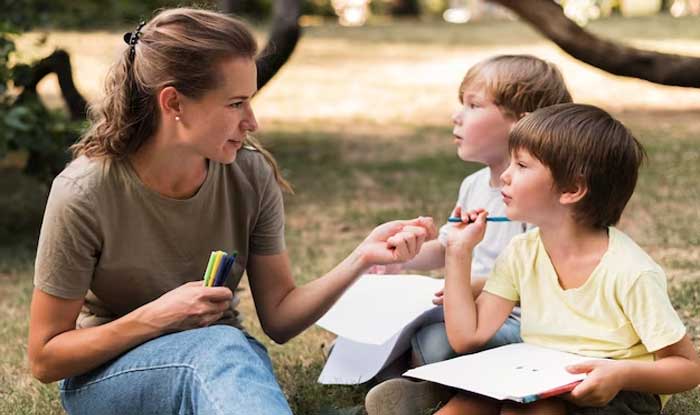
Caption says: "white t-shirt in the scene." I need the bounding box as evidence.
[438,167,528,277]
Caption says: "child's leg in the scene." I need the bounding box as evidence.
[411,314,522,366]
[501,399,566,415]
[434,392,500,415]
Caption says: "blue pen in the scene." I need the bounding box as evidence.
[447,216,510,223]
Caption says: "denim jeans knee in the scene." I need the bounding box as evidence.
[60,326,292,415]
[411,314,522,366]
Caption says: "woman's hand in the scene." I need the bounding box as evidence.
[445,209,488,251]
[355,217,437,268]
[141,281,235,334]
[564,360,627,407]
[367,263,404,274]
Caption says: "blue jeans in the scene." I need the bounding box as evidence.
[411,312,522,365]
[60,326,292,415]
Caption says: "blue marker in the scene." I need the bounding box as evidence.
[447,216,510,223]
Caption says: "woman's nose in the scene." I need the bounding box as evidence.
[241,105,258,133]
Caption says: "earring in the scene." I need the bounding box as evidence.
[175,116,180,121]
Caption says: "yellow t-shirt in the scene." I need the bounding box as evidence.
[484,227,686,405]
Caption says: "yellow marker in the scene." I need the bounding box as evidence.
[202,251,217,287]
[208,251,225,287]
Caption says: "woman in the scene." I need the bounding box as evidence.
[28,8,435,414]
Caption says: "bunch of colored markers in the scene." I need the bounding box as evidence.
[202,250,237,287]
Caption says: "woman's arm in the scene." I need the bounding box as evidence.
[247,217,436,344]
[28,282,233,383]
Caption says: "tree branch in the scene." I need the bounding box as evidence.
[18,49,87,120]
[255,0,302,90]
[488,0,700,88]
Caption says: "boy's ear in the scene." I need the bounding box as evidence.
[559,177,588,206]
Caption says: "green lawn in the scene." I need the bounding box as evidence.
[2,13,700,415]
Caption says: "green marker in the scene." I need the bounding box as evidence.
[202,251,217,286]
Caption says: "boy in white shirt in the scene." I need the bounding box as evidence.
[365,55,572,415]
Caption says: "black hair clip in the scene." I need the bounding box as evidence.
[123,21,147,60]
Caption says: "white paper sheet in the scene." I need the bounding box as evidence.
[316,274,444,384]
[316,274,444,345]
[404,343,598,402]
[318,306,445,384]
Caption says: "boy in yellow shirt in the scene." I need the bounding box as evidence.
[437,103,700,414]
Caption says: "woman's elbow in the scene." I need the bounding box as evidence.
[261,323,293,345]
[29,358,59,384]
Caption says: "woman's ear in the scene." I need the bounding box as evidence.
[559,177,587,205]
[158,86,182,119]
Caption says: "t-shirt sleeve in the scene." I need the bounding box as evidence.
[482,241,521,302]
[621,271,686,353]
[34,177,101,299]
[250,168,286,255]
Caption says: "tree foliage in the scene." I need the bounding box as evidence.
[0,0,83,181]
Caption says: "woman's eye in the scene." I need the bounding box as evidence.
[517,162,526,168]
[229,102,244,109]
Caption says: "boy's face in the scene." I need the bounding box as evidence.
[452,87,516,166]
[500,149,561,225]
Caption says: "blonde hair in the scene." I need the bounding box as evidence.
[459,55,572,118]
[72,7,292,193]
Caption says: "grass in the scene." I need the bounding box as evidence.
[2,12,700,415]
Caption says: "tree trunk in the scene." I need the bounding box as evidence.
[487,0,700,88]
[391,0,421,16]
[255,0,302,90]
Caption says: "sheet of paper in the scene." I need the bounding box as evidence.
[316,274,444,345]
[404,343,597,402]
[319,306,445,384]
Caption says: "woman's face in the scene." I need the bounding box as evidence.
[178,57,258,164]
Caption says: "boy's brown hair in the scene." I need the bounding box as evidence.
[460,55,573,118]
[509,103,646,229]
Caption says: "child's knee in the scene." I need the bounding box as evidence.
[501,399,566,415]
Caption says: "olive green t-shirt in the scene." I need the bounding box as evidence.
[34,148,285,329]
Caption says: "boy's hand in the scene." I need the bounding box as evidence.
[445,209,488,251]
[564,360,626,407]
[432,288,444,305]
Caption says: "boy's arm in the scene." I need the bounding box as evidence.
[622,335,700,392]
[398,239,446,271]
[566,335,700,407]
[443,244,515,354]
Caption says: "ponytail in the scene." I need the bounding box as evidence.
[244,135,293,194]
